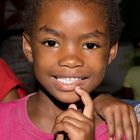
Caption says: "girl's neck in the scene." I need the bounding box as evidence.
[27,91,63,133]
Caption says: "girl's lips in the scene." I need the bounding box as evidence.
[52,77,86,92]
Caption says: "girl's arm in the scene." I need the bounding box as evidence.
[2,89,20,102]
[0,58,26,101]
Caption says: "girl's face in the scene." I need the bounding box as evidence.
[23,0,118,103]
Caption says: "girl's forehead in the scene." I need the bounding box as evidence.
[34,0,109,42]
[38,0,105,20]
[37,0,106,26]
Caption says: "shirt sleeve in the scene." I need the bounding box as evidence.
[134,104,140,123]
[0,58,27,100]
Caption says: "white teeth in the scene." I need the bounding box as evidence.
[57,78,81,84]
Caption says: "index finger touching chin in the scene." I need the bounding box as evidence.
[75,86,94,119]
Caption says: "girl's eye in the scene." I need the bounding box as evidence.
[42,40,59,47]
[82,43,99,49]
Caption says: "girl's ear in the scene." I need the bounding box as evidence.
[22,33,33,63]
[108,42,118,64]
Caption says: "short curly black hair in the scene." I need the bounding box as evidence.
[22,0,122,46]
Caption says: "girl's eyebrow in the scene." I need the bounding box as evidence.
[80,30,105,39]
[39,25,105,39]
[39,25,60,37]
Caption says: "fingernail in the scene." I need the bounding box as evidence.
[75,86,80,93]
[56,134,64,140]
[75,86,80,90]
[68,104,77,110]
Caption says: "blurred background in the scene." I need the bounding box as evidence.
[0,0,140,100]
[0,0,37,93]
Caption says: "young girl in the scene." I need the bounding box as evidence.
[0,0,139,139]
[0,58,26,101]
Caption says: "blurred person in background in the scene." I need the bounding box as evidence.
[0,0,37,93]
[0,58,26,102]
[122,38,140,101]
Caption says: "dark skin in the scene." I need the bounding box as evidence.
[22,1,140,140]
[2,89,20,102]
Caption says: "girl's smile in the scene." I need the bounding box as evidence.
[51,76,88,92]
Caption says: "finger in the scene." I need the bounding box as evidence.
[75,86,94,119]
[121,105,138,140]
[53,121,80,140]
[114,111,124,140]
[122,109,133,140]
[56,133,64,140]
[55,108,81,123]
[68,104,78,110]
[129,106,138,140]
[62,116,93,130]
[103,111,115,138]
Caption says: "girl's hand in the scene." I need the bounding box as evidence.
[52,86,94,140]
[94,94,138,140]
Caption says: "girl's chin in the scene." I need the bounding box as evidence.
[55,92,80,103]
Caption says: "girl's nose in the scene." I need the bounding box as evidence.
[58,54,84,68]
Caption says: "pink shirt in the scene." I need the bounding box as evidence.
[0,94,125,140]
